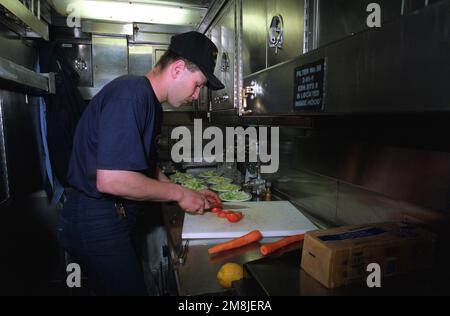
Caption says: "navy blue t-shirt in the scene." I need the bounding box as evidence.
[67,75,162,198]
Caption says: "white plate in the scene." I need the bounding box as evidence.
[211,184,241,192]
[182,183,207,191]
[207,177,233,185]
[198,172,222,178]
[219,192,252,202]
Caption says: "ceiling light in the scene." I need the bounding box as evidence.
[51,0,207,26]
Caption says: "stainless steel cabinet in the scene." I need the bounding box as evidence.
[242,0,306,76]
[209,0,236,112]
[242,0,267,76]
[209,0,307,117]
[242,0,450,115]
[266,0,305,67]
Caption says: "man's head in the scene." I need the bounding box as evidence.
[154,50,207,107]
[152,32,224,108]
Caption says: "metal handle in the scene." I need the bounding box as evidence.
[239,108,253,116]
[177,240,189,265]
[220,52,230,72]
[269,14,284,54]
[214,94,229,103]
[239,82,260,116]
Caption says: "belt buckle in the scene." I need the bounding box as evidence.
[115,203,127,220]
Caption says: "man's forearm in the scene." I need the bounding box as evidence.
[97,169,182,202]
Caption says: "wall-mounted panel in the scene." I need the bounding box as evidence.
[60,43,93,87]
[92,35,128,88]
[128,44,153,76]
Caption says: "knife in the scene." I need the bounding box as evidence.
[221,204,250,210]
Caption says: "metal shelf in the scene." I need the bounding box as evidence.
[0,0,49,40]
[0,56,54,94]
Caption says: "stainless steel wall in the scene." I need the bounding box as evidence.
[317,0,402,48]
[56,22,192,108]
[92,35,128,88]
[128,44,154,76]
[267,125,450,230]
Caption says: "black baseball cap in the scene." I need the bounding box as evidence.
[169,31,225,91]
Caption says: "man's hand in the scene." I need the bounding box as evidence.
[157,167,171,183]
[177,187,211,214]
[199,189,222,208]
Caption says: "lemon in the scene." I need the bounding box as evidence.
[217,263,244,289]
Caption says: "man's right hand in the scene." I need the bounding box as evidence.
[176,186,211,214]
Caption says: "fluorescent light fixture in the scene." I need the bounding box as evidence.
[51,0,207,26]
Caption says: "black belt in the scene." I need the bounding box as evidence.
[66,188,131,204]
[65,188,140,219]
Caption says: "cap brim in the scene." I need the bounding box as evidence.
[205,72,225,91]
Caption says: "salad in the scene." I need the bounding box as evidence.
[170,172,194,183]
[211,183,241,192]
[219,191,252,202]
[207,176,233,185]
[198,170,222,178]
[182,179,207,191]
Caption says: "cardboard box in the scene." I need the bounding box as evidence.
[300,222,435,289]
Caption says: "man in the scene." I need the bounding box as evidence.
[57,32,224,296]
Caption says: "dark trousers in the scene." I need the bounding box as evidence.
[57,192,148,296]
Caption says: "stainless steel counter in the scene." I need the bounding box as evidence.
[161,200,450,296]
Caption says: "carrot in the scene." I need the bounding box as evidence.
[260,234,305,256]
[208,230,263,255]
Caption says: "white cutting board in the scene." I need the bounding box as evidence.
[182,201,318,239]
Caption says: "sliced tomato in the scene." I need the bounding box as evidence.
[226,212,243,223]
[211,207,222,213]
[217,211,228,218]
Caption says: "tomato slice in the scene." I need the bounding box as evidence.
[217,211,228,218]
[211,207,222,213]
[226,212,243,223]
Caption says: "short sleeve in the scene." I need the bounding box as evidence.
[97,96,151,171]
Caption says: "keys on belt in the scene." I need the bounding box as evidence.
[115,203,127,219]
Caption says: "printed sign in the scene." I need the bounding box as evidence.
[294,59,326,111]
